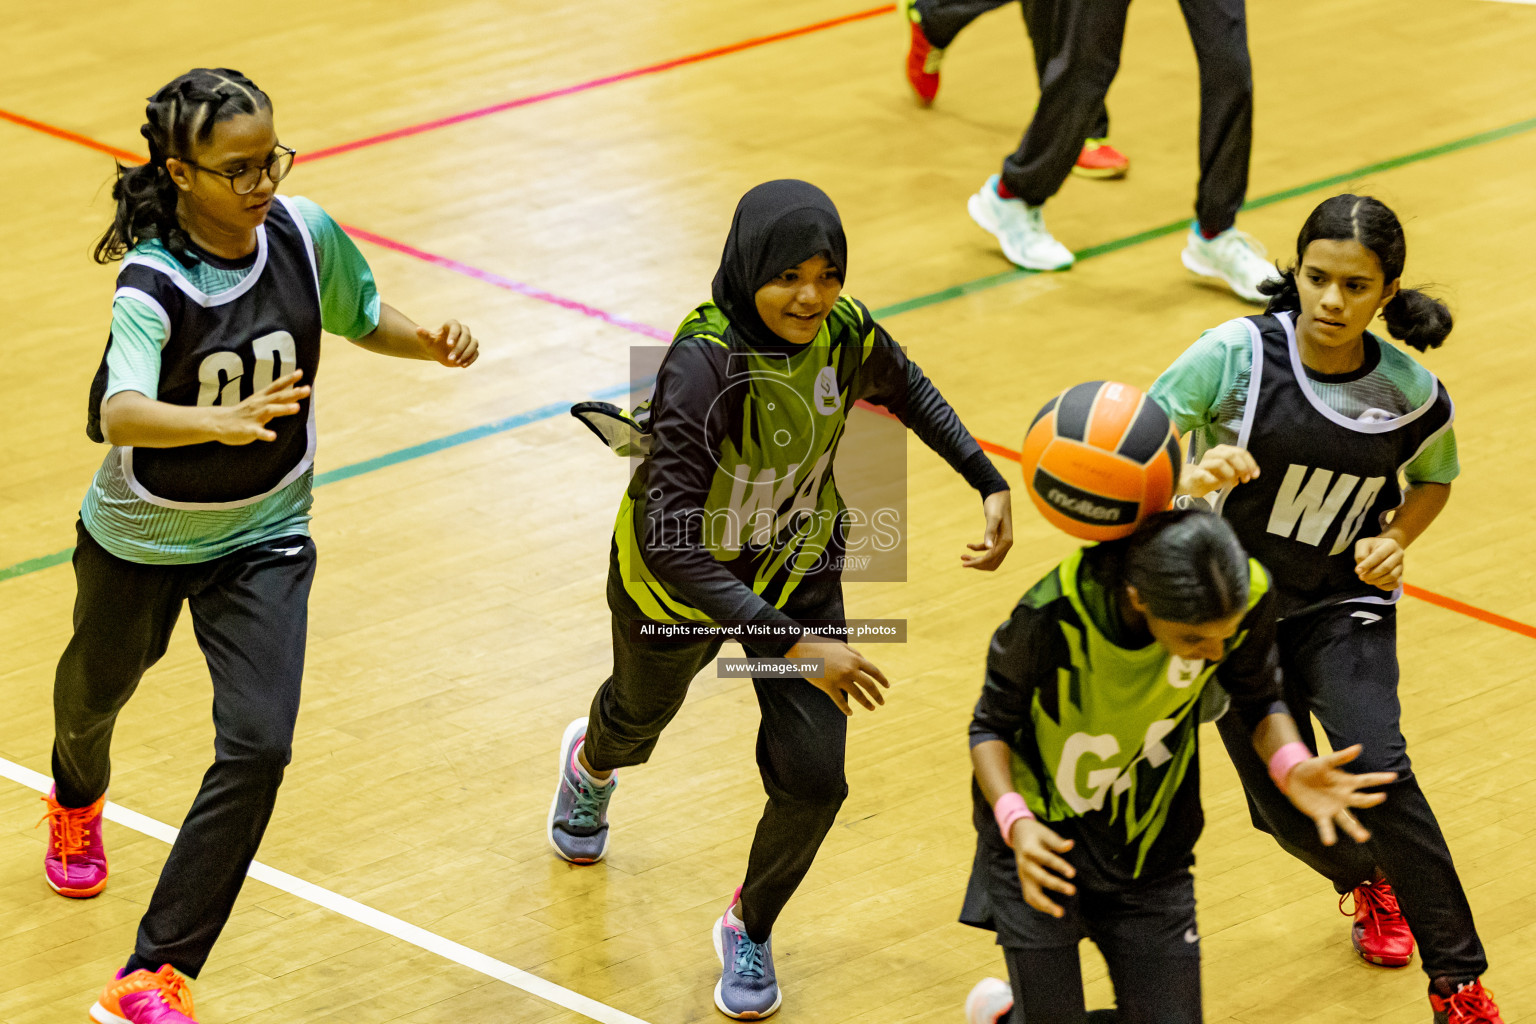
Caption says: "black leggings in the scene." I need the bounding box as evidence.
[1216,602,1487,983]
[583,552,848,943]
[912,0,1111,139]
[1003,947,1195,1023]
[52,521,314,977]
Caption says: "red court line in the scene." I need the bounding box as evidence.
[0,107,670,341]
[8,101,1535,644]
[0,107,141,163]
[974,440,1535,639]
[1402,583,1536,641]
[341,225,670,340]
[297,4,896,163]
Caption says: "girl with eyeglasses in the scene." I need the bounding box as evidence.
[37,67,478,1024]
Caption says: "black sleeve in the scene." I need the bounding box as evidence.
[636,337,805,655]
[970,600,1054,749]
[857,322,1010,499]
[1214,571,1290,731]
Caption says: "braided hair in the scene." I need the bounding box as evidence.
[1257,194,1452,352]
[93,68,271,266]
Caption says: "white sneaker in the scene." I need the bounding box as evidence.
[968,175,1074,271]
[965,978,1013,1024]
[1181,224,1279,304]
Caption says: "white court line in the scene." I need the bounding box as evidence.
[2,757,654,1024]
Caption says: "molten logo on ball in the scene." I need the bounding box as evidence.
[1021,380,1181,541]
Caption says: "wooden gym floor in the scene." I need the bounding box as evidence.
[1,1,1533,1020]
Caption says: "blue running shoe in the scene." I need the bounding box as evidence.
[547,717,614,864]
[712,887,781,1019]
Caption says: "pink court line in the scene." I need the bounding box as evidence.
[341,225,670,340]
[7,103,1536,645]
[0,110,665,340]
[297,4,897,163]
[0,109,675,340]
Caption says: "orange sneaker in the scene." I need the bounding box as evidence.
[1430,979,1505,1024]
[899,0,944,106]
[1071,138,1129,179]
[39,788,108,898]
[1342,879,1414,967]
[91,965,197,1024]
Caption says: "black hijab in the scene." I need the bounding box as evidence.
[710,180,848,350]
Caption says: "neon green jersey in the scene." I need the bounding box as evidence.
[973,545,1282,879]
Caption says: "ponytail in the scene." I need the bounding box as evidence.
[92,68,270,266]
[1259,268,1300,315]
[1382,288,1452,351]
[1269,193,1453,350]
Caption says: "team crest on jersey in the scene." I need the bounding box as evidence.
[813,365,842,415]
[1167,656,1204,689]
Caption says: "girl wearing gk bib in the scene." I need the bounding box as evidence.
[1150,195,1502,1023]
[551,179,1014,1019]
[960,509,1388,1024]
[39,69,478,1024]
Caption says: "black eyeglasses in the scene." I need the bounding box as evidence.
[186,145,296,195]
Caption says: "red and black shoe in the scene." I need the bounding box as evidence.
[1341,879,1414,967]
[1430,979,1504,1024]
[898,0,944,106]
[1071,138,1129,179]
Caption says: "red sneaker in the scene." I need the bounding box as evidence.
[1430,980,1505,1024]
[1071,138,1129,179]
[39,788,108,898]
[92,965,198,1023]
[1341,879,1413,967]
[899,0,944,106]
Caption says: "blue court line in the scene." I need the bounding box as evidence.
[4,113,1535,584]
[0,380,643,584]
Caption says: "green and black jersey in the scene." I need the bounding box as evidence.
[615,295,1006,654]
[971,545,1286,881]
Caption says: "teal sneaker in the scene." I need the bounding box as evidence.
[546,717,615,864]
[712,887,781,1019]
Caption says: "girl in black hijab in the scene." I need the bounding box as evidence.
[553,180,1013,1019]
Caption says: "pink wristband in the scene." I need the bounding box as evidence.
[993,792,1035,847]
[1268,741,1311,794]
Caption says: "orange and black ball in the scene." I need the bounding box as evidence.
[1021,381,1181,541]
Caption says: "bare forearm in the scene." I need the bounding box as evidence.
[101,391,224,447]
[971,739,1018,806]
[350,303,432,359]
[1250,711,1305,764]
[1381,481,1450,548]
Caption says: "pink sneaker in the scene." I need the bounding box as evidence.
[91,965,198,1023]
[40,788,108,898]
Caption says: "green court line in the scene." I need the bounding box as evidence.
[0,548,74,582]
[873,113,1536,320]
[4,112,1534,585]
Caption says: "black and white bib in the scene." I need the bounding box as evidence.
[1214,312,1454,614]
[86,195,323,507]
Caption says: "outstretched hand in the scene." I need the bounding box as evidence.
[1283,744,1396,846]
[963,490,1013,571]
[417,320,479,367]
[788,633,890,716]
[217,370,310,445]
[1179,444,1259,499]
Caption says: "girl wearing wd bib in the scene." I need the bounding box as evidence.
[961,510,1388,1024]
[1151,195,1502,1023]
[551,179,1012,1019]
[39,69,477,1024]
